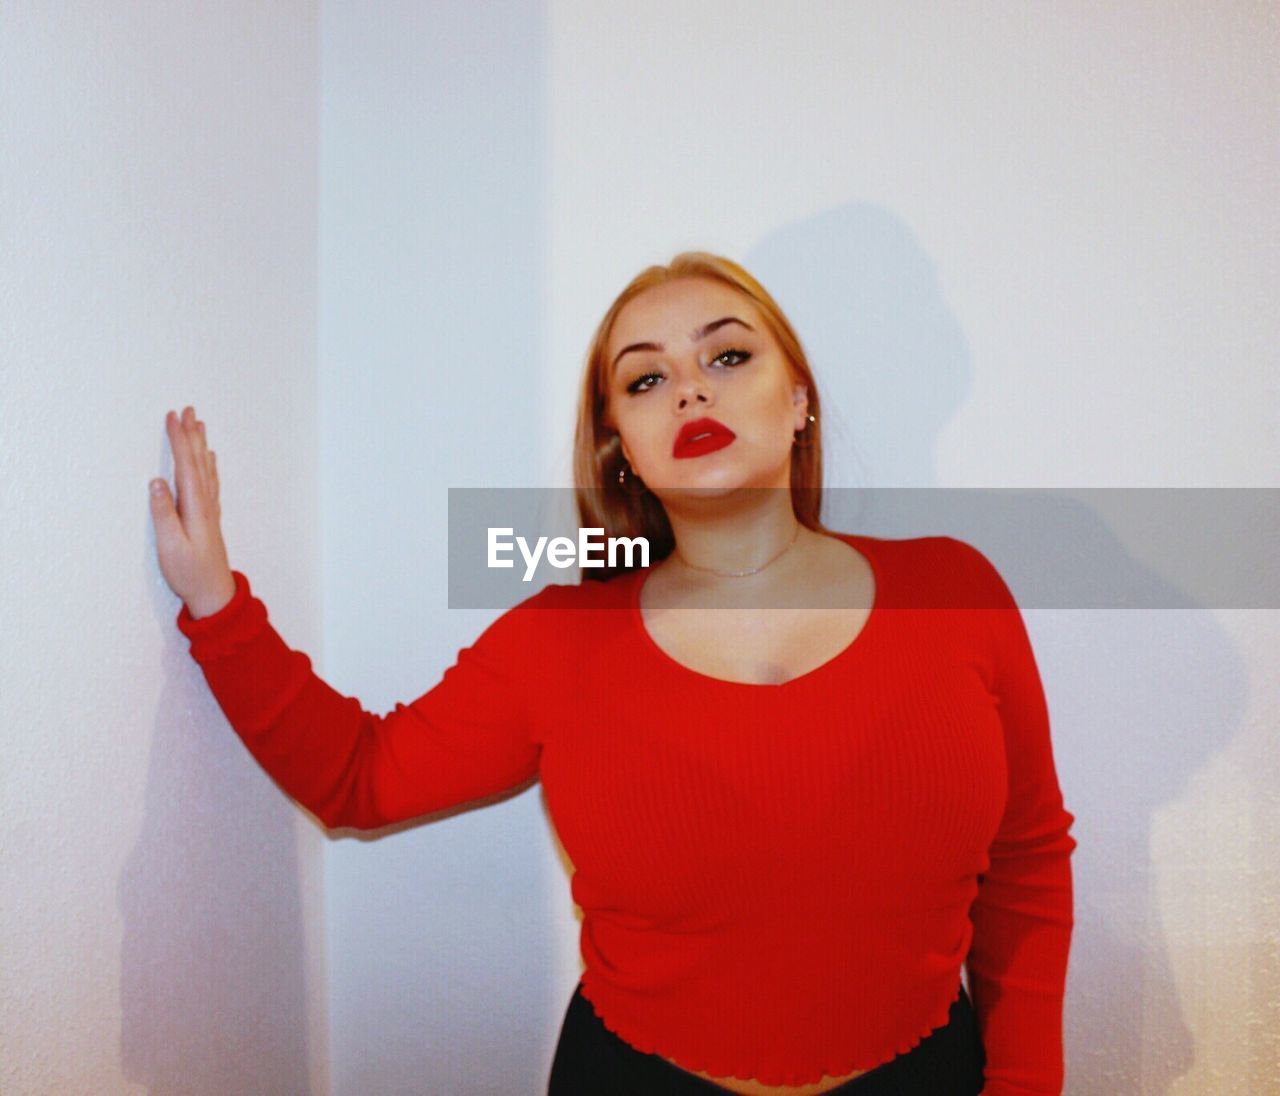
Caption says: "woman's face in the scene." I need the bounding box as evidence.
[604,277,809,494]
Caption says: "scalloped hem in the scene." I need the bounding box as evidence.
[577,979,965,1088]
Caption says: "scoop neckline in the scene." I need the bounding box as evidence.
[627,531,884,690]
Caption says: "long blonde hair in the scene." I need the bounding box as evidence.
[572,251,832,581]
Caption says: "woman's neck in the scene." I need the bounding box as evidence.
[656,515,832,608]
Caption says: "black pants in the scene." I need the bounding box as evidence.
[548,982,986,1095]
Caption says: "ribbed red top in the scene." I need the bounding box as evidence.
[175,533,1076,1094]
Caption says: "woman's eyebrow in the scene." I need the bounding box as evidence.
[611,316,756,373]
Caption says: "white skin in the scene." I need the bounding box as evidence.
[602,275,830,594]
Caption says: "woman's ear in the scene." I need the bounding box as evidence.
[792,384,810,432]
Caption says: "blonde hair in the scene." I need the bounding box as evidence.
[572,251,833,581]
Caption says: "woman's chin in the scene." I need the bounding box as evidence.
[652,475,779,504]
[661,484,741,500]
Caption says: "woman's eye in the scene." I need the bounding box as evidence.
[627,371,663,395]
[713,348,750,367]
[625,349,751,395]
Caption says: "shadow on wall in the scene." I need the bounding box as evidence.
[744,203,1254,1093]
[748,203,970,492]
[118,544,313,1095]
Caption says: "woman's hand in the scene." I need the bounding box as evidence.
[150,405,237,619]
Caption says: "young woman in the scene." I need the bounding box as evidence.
[150,253,1076,1095]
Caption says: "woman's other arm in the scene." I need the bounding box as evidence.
[952,538,1078,1096]
[175,571,546,830]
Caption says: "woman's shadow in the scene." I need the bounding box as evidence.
[740,205,1259,1094]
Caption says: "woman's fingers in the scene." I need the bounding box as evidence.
[171,406,209,532]
[195,419,220,513]
[189,411,211,495]
[182,407,203,494]
[153,414,187,550]
[167,409,195,527]
[149,457,181,536]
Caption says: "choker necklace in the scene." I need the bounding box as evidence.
[673,523,803,577]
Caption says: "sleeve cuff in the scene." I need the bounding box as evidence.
[175,570,253,643]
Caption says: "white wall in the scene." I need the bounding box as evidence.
[4,3,1276,1094]
[317,2,561,1093]
[0,4,327,1094]
[321,2,1277,1093]
[539,5,1278,1093]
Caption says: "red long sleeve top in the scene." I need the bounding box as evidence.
[175,532,1076,1094]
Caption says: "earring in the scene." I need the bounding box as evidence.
[793,413,817,447]
[617,462,649,496]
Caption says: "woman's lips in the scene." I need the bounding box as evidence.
[675,417,737,455]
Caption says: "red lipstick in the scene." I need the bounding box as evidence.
[673,417,736,459]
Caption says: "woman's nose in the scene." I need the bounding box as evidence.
[674,379,711,408]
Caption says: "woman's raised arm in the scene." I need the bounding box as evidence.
[174,572,545,829]
[152,407,547,830]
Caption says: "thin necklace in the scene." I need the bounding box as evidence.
[672,523,803,577]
